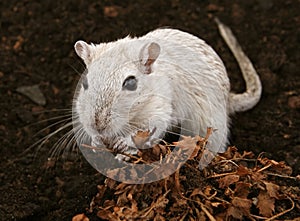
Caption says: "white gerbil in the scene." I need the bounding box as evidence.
[73,19,261,155]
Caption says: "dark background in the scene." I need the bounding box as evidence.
[1,0,299,220]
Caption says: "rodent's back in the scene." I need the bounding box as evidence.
[143,29,230,93]
[139,29,231,152]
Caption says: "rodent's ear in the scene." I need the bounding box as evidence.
[139,42,160,74]
[74,40,93,66]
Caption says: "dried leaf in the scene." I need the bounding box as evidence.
[103,199,115,208]
[131,199,138,212]
[227,197,252,219]
[105,178,117,189]
[173,136,198,154]
[85,131,299,221]
[190,188,203,197]
[219,146,239,159]
[227,205,242,220]
[218,174,239,188]
[152,193,169,209]
[116,191,128,206]
[264,181,279,199]
[198,148,216,169]
[236,165,250,176]
[234,182,251,198]
[72,213,89,221]
[154,213,166,221]
[115,182,129,191]
[132,130,151,149]
[241,150,255,158]
[232,197,252,212]
[250,169,266,182]
[259,157,293,175]
[97,209,119,220]
[257,190,275,217]
[203,186,213,197]
[271,161,293,175]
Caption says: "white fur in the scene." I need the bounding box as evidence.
[74,24,261,153]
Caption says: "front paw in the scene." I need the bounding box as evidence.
[131,128,157,149]
[111,137,138,155]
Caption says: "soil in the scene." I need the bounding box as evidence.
[0,0,299,220]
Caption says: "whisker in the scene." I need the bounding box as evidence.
[32,108,73,114]
[68,61,85,77]
[25,121,75,157]
[33,116,73,137]
[50,123,85,158]
[28,114,73,129]
[49,127,78,158]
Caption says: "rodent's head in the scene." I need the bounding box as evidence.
[73,39,173,142]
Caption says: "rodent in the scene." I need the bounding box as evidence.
[73,19,262,156]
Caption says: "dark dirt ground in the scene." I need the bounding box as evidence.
[0,0,299,220]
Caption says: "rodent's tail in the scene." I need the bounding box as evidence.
[215,18,262,114]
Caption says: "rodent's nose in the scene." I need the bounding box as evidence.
[94,124,105,134]
[94,115,106,134]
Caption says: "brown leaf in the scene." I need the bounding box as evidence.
[234,182,251,198]
[198,148,216,169]
[264,181,279,199]
[203,185,213,197]
[152,193,169,209]
[272,161,293,175]
[132,130,151,149]
[116,191,128,206]
[130,198,138,213]
[236,165,250,176]
[190,188,203,197]
[154,213,166,221]
[172,135,207,163]
[96,185,107,201]
[72,213,89,221]
[218,174,239,188]
[241,150,255,158]
[250,170,266,182]
[138,143,168,162]
[104,178,117,189]
[259,157,293,175]
[97,209,119,220]
[173,136,198,154]
[115,182,128,191]
[257,190,275,217]
[232,197,252,212]
[219,146,241,160]
[103,199,115,208]
[227,197,252,219]
[227,206,244,220]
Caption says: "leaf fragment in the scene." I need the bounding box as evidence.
[257,190,275,217]
[218,174,239,188]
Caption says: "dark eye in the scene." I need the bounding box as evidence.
[82,75,88,90]
[122,76,137,91]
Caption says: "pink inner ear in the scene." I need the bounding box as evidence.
[147,42,160,62]
[74,40,91,64]
[141,42,161,74]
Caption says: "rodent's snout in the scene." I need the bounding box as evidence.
[94,112,107,134]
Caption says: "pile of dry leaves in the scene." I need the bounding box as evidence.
[73,129,300,221]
